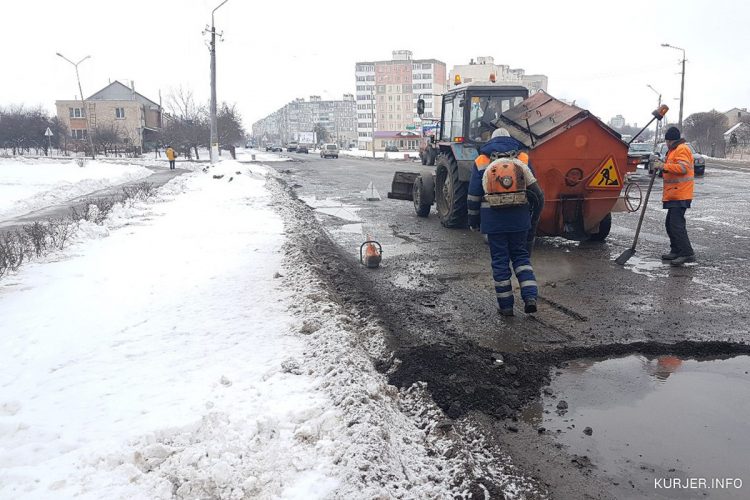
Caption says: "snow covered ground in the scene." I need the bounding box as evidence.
[0,158,152,221]
[235,148,291,163]
[0,160,471,499]
[339,149,419,160]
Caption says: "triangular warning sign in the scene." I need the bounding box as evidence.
[588,157,621,189]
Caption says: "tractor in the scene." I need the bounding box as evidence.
[389,80,645,241]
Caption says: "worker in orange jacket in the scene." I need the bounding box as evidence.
[655,127,695,266]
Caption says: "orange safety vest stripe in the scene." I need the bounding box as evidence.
[517,151,529,164]
[662,143,694,202]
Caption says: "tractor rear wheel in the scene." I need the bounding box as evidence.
[435,152,468,228]
[588,213,612,242]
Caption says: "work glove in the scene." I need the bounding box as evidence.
[469,225,480,233]
[651,159,663,174]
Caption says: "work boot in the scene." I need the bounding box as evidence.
[661,252,678,260]
[499,308,514,317]
[670,254,696,267]
[524,299,538,314]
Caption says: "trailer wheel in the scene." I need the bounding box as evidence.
[588,213,612,242]
[413,173,434,217]
[435,153,468,228]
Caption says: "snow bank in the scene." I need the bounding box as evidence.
[339,149,419,160]
[0,158,152,221]
[235,148,292,162]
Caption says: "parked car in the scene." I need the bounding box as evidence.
[650,142,705,176]
[265,145,273,151]
[628,142,655,169]
[385,145,399,152]
[320,143,339,159]
[287,142,298,152]
[297,145,309,154]
[269,144,283,152]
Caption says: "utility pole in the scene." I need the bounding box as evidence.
[371,87,376,159]
[208,0,229,164]
[647,84,662,144]
[661,43,686,129]
[56,52,96,159]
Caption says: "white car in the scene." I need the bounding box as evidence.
[320,143,339,159]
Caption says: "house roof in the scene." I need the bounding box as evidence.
[724,107,750,116]
[87,81,160,108]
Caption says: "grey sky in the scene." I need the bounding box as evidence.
[2,0,748,130]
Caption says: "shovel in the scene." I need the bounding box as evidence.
[615,167,659,265]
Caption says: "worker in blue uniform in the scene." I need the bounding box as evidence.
[468,128,540,316]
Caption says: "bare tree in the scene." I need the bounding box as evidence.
[218,102,245,159]
[683,111,727,157]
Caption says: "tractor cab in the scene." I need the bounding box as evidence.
[440,85,528,144]
[418,83,528,167]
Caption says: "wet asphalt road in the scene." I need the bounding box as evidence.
[273,150,750,499]
[277,151,750,351]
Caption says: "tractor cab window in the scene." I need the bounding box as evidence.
[441,95,465,141]
[468,96,522,142]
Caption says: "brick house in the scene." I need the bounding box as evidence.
[55,80,163,152]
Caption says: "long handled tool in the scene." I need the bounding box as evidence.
[615,167,658,265]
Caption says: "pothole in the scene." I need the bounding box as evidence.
[526,354,750,498]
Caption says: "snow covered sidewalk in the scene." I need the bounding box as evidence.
[0,157,153,221]
[0,161,342,498]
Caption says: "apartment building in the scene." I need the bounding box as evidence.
[252,95,356,147]
[55,80,162,152]
[449,56,548,94]
[355,50,446,151]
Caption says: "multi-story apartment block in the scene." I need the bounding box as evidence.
[55,80,162,152]
[252,95,356,147]
[609,114,626,129]
[449,56,548,94]
[355,50,446,151]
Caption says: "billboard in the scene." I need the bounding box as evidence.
[298,131,314,144]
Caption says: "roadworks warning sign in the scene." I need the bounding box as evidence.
[588,157,621,188]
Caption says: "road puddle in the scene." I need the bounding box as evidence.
[524,354,750,498]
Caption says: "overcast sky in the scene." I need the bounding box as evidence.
[2,0,748,131]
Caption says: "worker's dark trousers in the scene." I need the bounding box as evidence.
[488,231,538,310]
[169,160,175,170]
[665,207,694,256]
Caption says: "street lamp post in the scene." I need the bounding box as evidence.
[56,52,96,159]
[371,88,376,159]
[661,43,686,129]
[647,84,662,144]
[208,0,229,164]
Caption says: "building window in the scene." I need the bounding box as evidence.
[69,107,85,118]
[115,107,125,119]
[71,129,87,140]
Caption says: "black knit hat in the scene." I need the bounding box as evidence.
[665,126,681,141]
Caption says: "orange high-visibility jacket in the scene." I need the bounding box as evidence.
[662,142,694,202]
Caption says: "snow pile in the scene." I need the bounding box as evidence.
[0,157,152,221]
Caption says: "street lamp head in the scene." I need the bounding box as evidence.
[661,43,670,47]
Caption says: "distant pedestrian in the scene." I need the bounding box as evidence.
[655,127,695,266]
[166,146,177,170]
[468,128,540,316]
